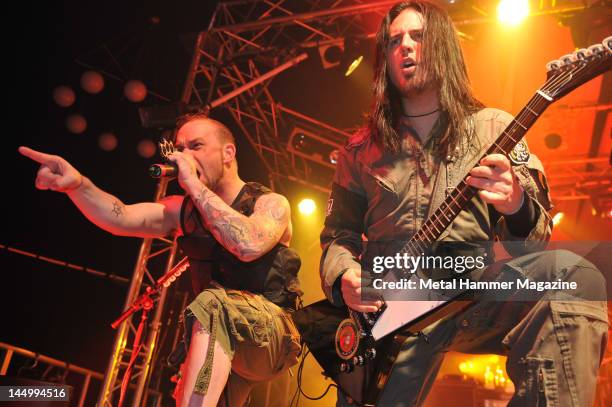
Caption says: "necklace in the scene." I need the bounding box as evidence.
[403,108,440,118]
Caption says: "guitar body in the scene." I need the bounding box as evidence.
[293,298,472,405]
[293,299,397,406]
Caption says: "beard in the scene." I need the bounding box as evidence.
[203,151,225,192]
[395,68,432,96]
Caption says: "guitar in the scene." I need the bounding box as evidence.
[293,37,612,406]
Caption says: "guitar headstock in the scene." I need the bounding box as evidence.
[540,36,611,101]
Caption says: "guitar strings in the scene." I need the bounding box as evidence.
[405,61,583,254]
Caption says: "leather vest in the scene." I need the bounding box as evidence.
[177,182,302,309]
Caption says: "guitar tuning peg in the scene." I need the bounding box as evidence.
[588,44,604,55]
[545,60,561,72]
[559,54,577,66]
[603,36,612,52]
[573,48,591,60]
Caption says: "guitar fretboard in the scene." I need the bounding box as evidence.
[401,92,552,258]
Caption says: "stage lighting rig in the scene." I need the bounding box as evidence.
[497,0,529,27]
[342,37,366,77]
[588,180,612,219]
[552,211,565,226]
[288,127,343,169]
[298,198,317,216]
[318,40,344,70]
[318,37,368,76]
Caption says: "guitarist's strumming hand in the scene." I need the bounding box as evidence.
[341,268,383,313]
[465,154,524,215]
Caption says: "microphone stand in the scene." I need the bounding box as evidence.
[111,257,190,407]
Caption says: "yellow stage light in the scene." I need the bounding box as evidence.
[345,56,363,77]
[552,212,564,226]
[497,0,529,27]
[457,355,511,388]
[298,198,317,215]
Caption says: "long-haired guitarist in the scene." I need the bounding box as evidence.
[320,1,608,405]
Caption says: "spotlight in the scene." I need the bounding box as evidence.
[287,127,343,168]
[99,132,118,151]
[66,114,87,134]
[342,37,365,77]
[298,199,316,215]
[137,139,156,158]
[124,80,148,103]
[329,149,340,165]
[81,70,105,94]
[318,42,344,69]
[497,0,529,27]
[345,56,363,77]
[292,133,310,151]
[318,37,368,76]
[544,133,562,150]
[53,86,76,108]
[593,208,612,220]
[552,212,564,226]
[590,194,612,219]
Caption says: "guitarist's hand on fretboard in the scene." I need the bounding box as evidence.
[465,153,524,215]
[341,268,383,313]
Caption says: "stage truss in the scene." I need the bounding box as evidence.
[183,0,402,194]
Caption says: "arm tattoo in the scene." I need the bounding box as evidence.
[192,185,287,261]
[111,200,124,217]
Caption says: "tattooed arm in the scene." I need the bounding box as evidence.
[67,177,181,237]
[191,184,290,262]
[19,146,181,237]
[165,147,291,261]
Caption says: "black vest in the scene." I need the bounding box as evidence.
[177,182,302,309]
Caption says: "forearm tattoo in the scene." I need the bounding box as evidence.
[193,185,287,260]
[111,200,124,217]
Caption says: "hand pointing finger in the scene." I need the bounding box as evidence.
[18,146,56,165]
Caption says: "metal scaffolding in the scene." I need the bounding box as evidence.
[547,156,611,202]
[182,0,410,193]
[96,179,180,407]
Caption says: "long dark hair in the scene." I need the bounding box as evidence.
[368,0,484,155]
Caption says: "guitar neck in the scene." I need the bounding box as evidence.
[403,93,552,256]
[402,39,612,257]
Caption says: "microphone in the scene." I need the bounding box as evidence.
[149,163,178,178]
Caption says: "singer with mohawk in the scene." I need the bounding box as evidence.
[19,114,302,407]
[318,1,608,406]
